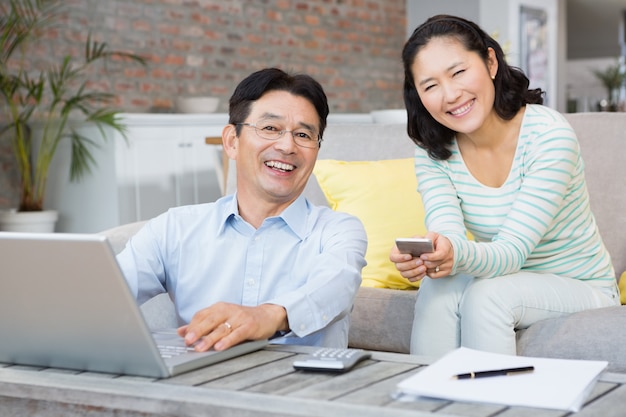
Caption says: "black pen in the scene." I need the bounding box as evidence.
[453,366,535,379]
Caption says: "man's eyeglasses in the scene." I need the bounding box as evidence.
[237,122,322,149]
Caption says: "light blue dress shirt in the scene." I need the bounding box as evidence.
[117,193,367,347]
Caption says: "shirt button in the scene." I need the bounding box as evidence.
[246,279,255,286]
[322,315,328,322]
[300,324,306,331]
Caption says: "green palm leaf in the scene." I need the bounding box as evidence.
[0,0,147,211]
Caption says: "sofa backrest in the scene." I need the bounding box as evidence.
[226,113,626,278]
[563,112,626,278]
[226,123,415,205]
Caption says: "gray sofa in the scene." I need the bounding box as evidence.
[101,112,626,372]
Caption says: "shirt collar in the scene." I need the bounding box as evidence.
[277,194,309,239]
[218,192,309,239]
[216,194,239,236]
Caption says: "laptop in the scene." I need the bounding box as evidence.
[0,231,267,378]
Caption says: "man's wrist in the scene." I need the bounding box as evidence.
[260,303,289,332]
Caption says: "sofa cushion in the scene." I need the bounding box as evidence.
[515,306,626,373]
[348,286,416,353]
[314,158,426,289]
[618,271,626,305]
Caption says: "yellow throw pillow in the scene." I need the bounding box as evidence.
[313,158,426,289]
[619,271,626,305]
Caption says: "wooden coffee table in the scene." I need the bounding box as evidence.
[1,344,624,416]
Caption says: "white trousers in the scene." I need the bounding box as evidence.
[410,271,620,356]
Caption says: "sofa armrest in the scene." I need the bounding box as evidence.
[516,305,626,373]
[139,292,179,330]
[98,220,180,329]
[98,220,147,254]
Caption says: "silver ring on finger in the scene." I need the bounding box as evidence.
[435,265,440,273]
[223,322,232,331]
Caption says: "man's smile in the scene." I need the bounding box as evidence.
[265,160,295,172]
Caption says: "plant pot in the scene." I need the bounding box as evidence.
[0,209,58,233]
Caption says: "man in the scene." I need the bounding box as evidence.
[117,68,367,352]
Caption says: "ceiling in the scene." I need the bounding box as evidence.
[567,0,626,59]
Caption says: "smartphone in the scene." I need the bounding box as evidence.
[395,237,434,257]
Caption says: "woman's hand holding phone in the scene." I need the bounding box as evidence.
[395,237,434,257]
[391,234,451,281]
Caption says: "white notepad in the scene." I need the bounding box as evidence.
[396,347,607,411]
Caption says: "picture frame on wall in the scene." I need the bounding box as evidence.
[520,6,549,105]
[508,0,558,109]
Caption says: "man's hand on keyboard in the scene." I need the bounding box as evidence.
[177,302,288,352]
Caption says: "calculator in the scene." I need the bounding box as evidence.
[292,348,371,372]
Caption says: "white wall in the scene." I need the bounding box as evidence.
[405,0,566,112]
[566,57,621,112]
[406,0,480,38]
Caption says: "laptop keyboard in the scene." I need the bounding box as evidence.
[158,344,196,358]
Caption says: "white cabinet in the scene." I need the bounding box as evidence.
[115,123,224,224]
[43,112,374,233]
[45,114,228,233]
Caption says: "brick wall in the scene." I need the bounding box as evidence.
[35,0,407,114]
[1,0,406,208]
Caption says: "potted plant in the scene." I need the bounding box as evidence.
[0,0,146,231]
[592,62,625,112]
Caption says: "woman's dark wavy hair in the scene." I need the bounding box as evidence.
[402,15,544,160]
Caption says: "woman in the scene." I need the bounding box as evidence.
[390,15,620,357]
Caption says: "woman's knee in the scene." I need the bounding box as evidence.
[416,274,474,312]
[460,278,518,323]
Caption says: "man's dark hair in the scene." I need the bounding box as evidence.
[228,68,330,140]
[402,15,544,160]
